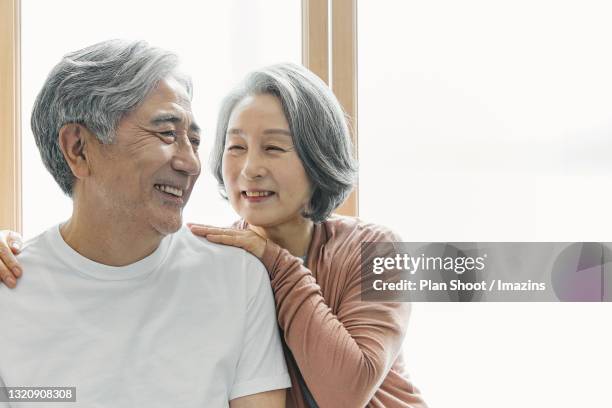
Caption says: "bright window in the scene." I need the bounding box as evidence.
[359,1,612,407]
[359,0,612,242]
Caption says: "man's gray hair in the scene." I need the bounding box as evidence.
[31,39,192,196]
[210,63,358,223]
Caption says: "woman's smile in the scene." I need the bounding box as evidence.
[241,190,276,203]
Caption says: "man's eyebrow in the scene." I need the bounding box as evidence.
[190,122,201,134]
[150,113,181,126]
[150,114,201,134]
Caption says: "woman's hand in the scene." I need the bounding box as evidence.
[0,230,24,288]
[188,224,267,259]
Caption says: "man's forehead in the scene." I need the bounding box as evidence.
[136,79,197,126]
[154,77,191,105]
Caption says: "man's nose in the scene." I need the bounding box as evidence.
[172,140,200,176]
[241,150,267,180]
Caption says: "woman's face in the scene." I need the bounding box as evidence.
[222,94,312,229]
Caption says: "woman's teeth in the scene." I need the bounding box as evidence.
[244,191,273,197]
[155,184,183,197]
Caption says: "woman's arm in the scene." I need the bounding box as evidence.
[260,239,411,407]
[0,230,23,288]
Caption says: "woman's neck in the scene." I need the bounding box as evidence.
[249,217,314,258]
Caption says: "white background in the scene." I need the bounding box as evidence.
[358,1,612,407]
[21,1,612,407]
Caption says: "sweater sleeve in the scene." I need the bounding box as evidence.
[260,227,411,408]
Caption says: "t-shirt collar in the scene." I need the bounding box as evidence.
[46,224,173,281]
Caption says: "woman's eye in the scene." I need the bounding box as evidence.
[227,145,246,151]
[190,138,201,147]
[265,145,286,152]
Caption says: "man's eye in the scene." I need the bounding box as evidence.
[159,131,176,138]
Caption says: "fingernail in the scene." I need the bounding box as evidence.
[6,276,16,287]
[11,242,22,251]
[12,266,22,278]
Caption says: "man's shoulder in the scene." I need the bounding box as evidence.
[11,228,59,281]
[0,229,57,304]
[16,228,53,260]
[169,227,267,277]
[171,226,251,259]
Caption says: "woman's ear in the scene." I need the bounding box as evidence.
[58,123,92,179]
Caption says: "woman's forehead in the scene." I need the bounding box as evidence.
[225,128,294,144]
[230,94,286,122]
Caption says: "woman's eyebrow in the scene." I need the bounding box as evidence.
[263,128,292,136]
[226,128,292,137]
[226,128,242,135]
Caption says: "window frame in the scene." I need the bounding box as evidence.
[302,0,358,217]
[0,0,22,233]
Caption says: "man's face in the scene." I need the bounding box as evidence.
[84,77,201,236]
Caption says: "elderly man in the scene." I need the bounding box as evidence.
[0,40,289,407]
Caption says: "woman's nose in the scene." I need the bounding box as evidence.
[241,151,267,180]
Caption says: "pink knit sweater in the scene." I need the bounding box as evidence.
[237,216,428,408]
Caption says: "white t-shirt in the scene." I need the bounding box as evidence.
[0,225,290,407]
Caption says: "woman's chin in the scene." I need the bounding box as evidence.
[237,202,310,229]
[240,211,280,229]
[244,219,279,229]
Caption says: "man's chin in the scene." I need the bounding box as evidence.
[152,213,183,236]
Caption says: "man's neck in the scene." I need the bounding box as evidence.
[60,204,163,267]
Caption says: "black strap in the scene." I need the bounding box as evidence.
[282,337,319,408]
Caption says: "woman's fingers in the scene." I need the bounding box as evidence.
[198,230,267,259]
[189,225,239,238]
[0,243,18,289]
[6,231,23,255]
[187,224,266,258]
[0,230,24,288]
[0,269,17,288]
[204,234,242,248]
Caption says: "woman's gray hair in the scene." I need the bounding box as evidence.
[31,39,192,196]
[210,63,358,223]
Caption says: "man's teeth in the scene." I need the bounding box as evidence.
[155,184,183,197]
[244,191,273,197]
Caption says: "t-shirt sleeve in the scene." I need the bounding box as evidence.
[229,253,291,400]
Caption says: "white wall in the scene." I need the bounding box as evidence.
[358,1,612,406]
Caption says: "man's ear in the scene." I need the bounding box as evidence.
[58,123,92,179]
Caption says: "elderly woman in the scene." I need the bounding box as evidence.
[1,63,427,408]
